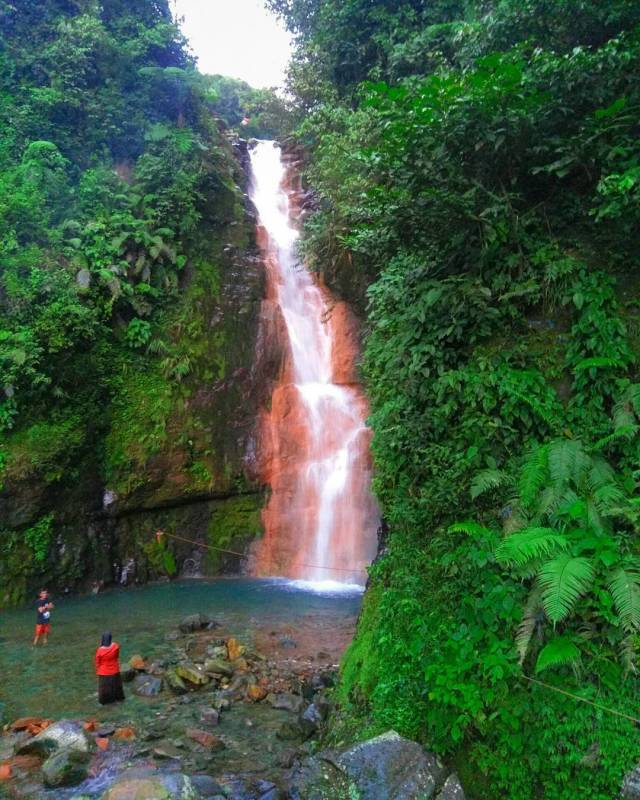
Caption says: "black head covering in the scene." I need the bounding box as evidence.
[101,631,112,647]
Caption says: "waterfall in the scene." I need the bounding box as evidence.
[249,141,379,587]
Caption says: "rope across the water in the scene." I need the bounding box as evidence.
[522,675,640,725]
[158,535,640,721]
[156,530,369,576]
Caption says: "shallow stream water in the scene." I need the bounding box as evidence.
[0,578,361,723]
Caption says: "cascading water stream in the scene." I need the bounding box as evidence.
[249,141,379,587]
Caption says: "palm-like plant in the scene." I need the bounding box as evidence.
[452,437,640,674]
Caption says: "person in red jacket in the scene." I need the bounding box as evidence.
[95,632,125,705]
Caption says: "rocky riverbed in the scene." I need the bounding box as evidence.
[0,612,467,799]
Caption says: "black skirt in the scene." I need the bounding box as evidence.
[98,673,125,705]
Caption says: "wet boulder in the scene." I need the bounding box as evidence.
[276,718,316,743]
[165,668,188,696]
[219,776,282,799]
[185,728,225,751]
[204,658,234,678]
[176,662,210,687]
[287,756,352,800]
[269,692,304,714]
[178,613,212,634]
[190,774,225,797]
[101,767,199,799]
[17,720,94,758]
[133,674,163,697]
[42,748,91,788]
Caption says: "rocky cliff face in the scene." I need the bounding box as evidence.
[0,139,268,607]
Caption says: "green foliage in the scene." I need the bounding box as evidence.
[279,0,640,797]
[143,534,177,578]
[24,513,55,564]
[203,74,291,139]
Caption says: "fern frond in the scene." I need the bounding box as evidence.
[593,483,625,513]
[536,486,560,519]
[470,468,512,500]
[585,499,606,536]
[619,635,637,675]
[588,457,615,491]
[495,528,568,567]
[593,425,639,451]
[548,439,589,490]
[553,489,581,521]
[535,635,581,673]
[618,383,640,418]
[539,555,594,624]
[608,568,640,633]
[519,444,549,507]
[448,520,494,538]
[574,357,623,371]
[516,584,542,665]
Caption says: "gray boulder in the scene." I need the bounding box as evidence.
[133,674,163,697]
[190,774,225,797]
[331,730,447,799]
[288,756,353,800]
[42,747,91,788]
[436,774,466,800]
[17,720,94,757]
[290,731,448,800]
[623,765,640,799]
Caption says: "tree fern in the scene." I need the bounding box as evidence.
[608,568,640,633]
[495,528,568,568]
[470,468,512,500]
[535,635,581,673]
[539,555,594,624]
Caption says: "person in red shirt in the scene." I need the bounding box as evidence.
[95,632,125,705]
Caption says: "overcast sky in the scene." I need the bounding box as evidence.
[172,0,292,88]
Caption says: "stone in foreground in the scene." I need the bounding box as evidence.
[436,773,466,800]
[101,768,199,799]
[331,731,447,799]
[17,720,94,758]
[42,747,91,788]
[622,764,640,799]
[289,730,455,800]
